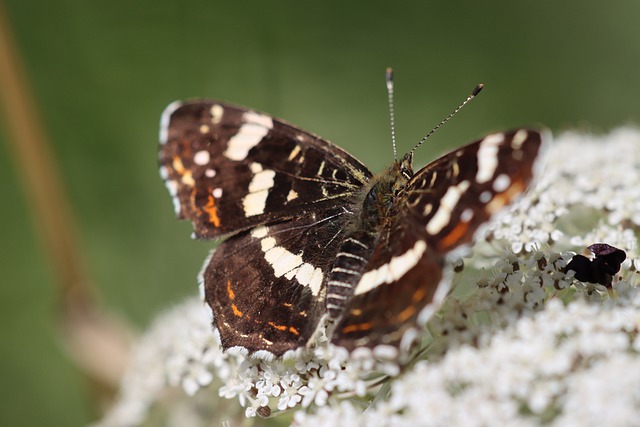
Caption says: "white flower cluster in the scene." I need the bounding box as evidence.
[294,292,640,427]
[95,296,407,426]
[97,128,640,426]
[483,127,640,257]
[93,298,222,427]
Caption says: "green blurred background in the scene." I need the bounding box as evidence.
[1,1,639,425]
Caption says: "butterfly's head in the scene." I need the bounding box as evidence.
[359,158,413,232]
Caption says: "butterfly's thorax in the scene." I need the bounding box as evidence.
[358,155,414,233]
[319,161,412,321]
[359,168,404,232]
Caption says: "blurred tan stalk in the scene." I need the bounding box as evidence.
[0,1,133,407]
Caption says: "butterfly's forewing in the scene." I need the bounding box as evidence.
[159,101,371,239]
[407,129,543,251]
[332,129,543,349]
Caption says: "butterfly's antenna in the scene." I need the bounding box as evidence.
[409,83,483,156]
[386,68,398,162]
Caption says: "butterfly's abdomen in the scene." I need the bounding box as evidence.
[325,231,377,319]
[324,165,409,320]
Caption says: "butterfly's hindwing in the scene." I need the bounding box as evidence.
[202,206,353,355]
[159,101,371,239]
[332,220,445,349]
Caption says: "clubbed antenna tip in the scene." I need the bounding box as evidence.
[410,83,484,155]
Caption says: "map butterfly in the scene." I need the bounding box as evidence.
[159,74,543,358]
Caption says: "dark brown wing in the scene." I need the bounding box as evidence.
[332,129,543,350]
[159,100,371,238]
[202,206,351,357]
[159,100,378,357]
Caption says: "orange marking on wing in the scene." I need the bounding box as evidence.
[440,220,470,249]
[226,280,236,300]
[411,288,426,303]
[341,322,373,334]
[172,156,185,173]
[181,170,195,186]
[486,179,525,214]
[205,195,221,227]
[268,322,287,331]
[231,303,243,317]
[397,305,416,322]
[505,180,525,198]
[289,326,300,336]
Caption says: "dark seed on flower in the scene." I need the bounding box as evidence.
[257,406,272,418]
[564,243,626,288]
[537,257,548,270]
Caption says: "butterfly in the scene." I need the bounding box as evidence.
[158,78,543,358]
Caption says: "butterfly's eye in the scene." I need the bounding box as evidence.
[392,180,406,198]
